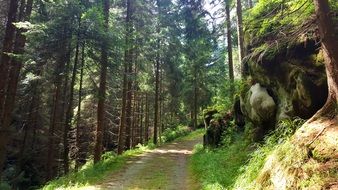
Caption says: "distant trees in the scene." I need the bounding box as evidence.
[0,0,217,188]
[180,0,213,129]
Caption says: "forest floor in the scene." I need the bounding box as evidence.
[80,134,203,190]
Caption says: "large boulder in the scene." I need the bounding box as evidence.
[241,83,276,124]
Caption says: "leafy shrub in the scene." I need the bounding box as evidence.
[160,125,191,143]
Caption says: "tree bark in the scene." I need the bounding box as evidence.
[140,94,144,144]
[94,0,109,163]
[248,0,253,9]
[75,41,85,170]
[226,1,235,98]
[118,0,133,154]
[0,0,33,178]
[312,0,338,119]
[154,51,160,145]
[145,93,149,143]
[236,0,245,77]
[64,18,81,173]
[154,0,161,145]
[0,0,19,119]
[159,68,163,143]
[125,57,133,150]
[193,68,198,129]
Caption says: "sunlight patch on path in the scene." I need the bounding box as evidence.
[92,135,203,190]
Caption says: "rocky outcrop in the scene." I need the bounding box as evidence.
[239,41,328,137]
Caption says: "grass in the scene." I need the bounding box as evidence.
[189,132,251,190]
[42,127,203,190]
[189,118,306,190]
[42,147,147,190]
[233,118,305,190]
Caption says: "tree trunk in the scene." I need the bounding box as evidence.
[118,0,133,155]
[131,92,136,147]
[140,94,144,144]
[16,60,43,179]
[64,18,81,173]
[125,57,133,150]
[0,0,19,119]
[124,0,134,150]
[159,68,162,143]
[47,51,66,180]
[94,0,109,163]
[248,0,253,8]
[154,52,160,145]
[75,41,85,170]
[0,0,33,178]
[236,0,245,77]
[145,93,149,143]
[193,69,198,129]
[311,0,338,119]
[154,0,161,145]
[226,1,235,98]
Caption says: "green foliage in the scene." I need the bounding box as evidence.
[0,182,11,190]
[189,118,305,190]
[42,148,150,190]
[190,133,251,190]
[245,0,313,42]
[233,118,305,189]
[160,125,191,143]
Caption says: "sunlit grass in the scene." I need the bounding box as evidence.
[189,134,251,190]
[42,148,146,190]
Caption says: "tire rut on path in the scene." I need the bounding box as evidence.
[94,135,202,190]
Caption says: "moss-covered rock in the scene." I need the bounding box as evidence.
[240,41,328,139]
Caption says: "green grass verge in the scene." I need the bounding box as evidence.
[233,118,305,189]
[189,118,305,190]
[42,146,148,190]
[189,133,251,190]
[42,127,203,190]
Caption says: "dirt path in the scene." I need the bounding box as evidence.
[93,135,202,190]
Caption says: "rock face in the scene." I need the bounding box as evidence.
[239,41,328,137]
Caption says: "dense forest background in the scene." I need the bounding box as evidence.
[0,0,250,188]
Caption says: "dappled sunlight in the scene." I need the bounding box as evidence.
[75,186,102,190]
[152,149,193,155]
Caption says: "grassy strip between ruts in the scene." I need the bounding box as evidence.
[42,127,204,190]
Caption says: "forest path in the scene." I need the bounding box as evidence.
[88,134,202,190]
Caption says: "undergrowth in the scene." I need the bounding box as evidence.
[233,118,305,189]
[189,128,252,190]
[160,125,191,143]
[190,118,305,190]
[42,147,147,190]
